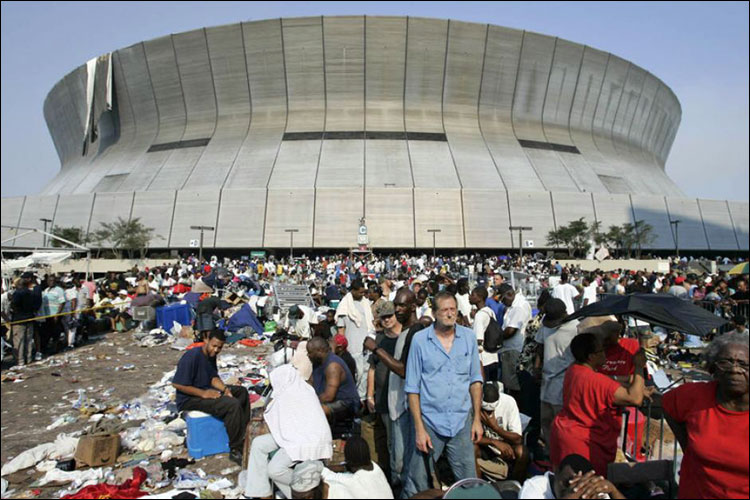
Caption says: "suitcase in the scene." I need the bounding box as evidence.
[132,306,156,321]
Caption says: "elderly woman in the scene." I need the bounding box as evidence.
[549,333,649,477]
[663,332,749,499]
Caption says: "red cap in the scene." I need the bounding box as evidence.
[333,334,348,350]
[674,276,685,284]
[204,265,212,274]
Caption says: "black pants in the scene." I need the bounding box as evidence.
[181,385,251,450]
[517,369,541,452]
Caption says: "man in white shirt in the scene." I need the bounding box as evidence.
[415,289,433,322]
[498,284,532,402]
[581,276,598,307]
[284,304,318,340]
[476,382,528,482]
[62,280,78,349]
[551,273,579,315]
[336,280,375,399]
[455,278,472,321]
[470,286,499,381]
[519,453,624,499]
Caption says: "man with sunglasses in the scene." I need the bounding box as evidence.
[365,301,402,483]
[363,288,426,495]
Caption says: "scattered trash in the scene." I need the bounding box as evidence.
[2,325,273,498]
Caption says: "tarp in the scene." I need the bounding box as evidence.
[182,292,202,308]
[2,252,73,270]
[566,293,728,337]
[222,303,263,335]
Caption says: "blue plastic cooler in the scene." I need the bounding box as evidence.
[156,302,192,329]
[185,411,230,459]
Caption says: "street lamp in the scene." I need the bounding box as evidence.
[190,225,215,262]
[39,218,52,247]
[285,229,299,260]
[427,229,441,258]
[509,226,533,263]
[669,219,681,258]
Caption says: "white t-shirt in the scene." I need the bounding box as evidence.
[519,471,611,500]
[64,288,78,313]
[473,307,498,366]
[416,302,434,320]
[336,299,371,356]
[519,472,556,499]
[501,294,531,354]
[492,393,522,435]
[456,293,472,319]
[322,462,394,499]
[582,283,598,306]
[551,283,580,315]
[535,320,580,406]
[286,305,318,339]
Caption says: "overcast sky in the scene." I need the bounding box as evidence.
[2,1,748,201]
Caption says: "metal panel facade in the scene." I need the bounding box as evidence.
[507,191,555,247]
[13,195,59,248]
[169,190,221,248]
[698,199,739,251]
[629,194,674,250]
[215,188,266,247]
[664,197,708,250]
[11,16,738,251]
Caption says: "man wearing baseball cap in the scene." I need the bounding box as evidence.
[333,334,358,386]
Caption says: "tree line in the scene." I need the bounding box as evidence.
[51,217,157,259]
[546,217,655,259]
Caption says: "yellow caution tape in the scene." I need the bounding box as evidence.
[1,303,129,327]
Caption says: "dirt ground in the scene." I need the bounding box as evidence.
[1,329,269,498]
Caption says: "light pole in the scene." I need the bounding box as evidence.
[39,218,52,247]
[190,225,214,262]
[285,229,299,261]
[509,226,533,263]
[427,229,441,258]
[669,219,681,258]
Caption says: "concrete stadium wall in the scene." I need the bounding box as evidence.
[3,16,744,250]
[3,190,746,251]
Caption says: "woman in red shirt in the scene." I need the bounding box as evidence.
[663,332,749,499]
[549,333,649,477]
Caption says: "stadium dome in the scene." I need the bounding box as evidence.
[2,16,747,251]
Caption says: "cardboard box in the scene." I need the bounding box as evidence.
[75,434,121,467]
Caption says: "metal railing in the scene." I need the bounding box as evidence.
[694,299,748,334]
[619,399,680,497]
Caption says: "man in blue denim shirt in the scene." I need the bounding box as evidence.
[403,291,484,497]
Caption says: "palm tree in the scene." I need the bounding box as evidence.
[99,217,155,259]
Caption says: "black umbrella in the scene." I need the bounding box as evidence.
[567,293,728,337]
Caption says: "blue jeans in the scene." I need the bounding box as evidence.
[387,411,413,495]
[403,413,476,498]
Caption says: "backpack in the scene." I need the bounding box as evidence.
[482,310,504,353]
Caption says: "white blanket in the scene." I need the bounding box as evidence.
[1,433,78,476]
[335,293,374,330]
[264,365,332,462]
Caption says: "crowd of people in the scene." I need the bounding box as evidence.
[1,251,749,499]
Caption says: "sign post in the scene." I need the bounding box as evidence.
[509,226,533,264]
[427,229,441,258]
[284,229,299,260]
[190,225,214,262]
